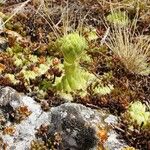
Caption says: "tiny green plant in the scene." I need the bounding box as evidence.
[121,100,150,149]
[55,32,92,93]
[107,11,129,26]
[94,84,114,95]
[127,101,150,128]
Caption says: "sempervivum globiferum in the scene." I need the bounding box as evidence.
[55,32,91,93]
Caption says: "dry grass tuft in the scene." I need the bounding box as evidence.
[105,19,150,76]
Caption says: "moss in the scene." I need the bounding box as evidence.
[39,80,53,91]
[7,43,24,54]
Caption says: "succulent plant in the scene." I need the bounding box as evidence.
[56,32,88,64]
[30,140,47,150]
[55,33,94,93]
[120,101,150,149]
[127,101,150,127]
[94,84,114,95]
[5,74,20,85]
[107,11,129,26]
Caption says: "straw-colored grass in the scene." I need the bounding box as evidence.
[105,24,150,75]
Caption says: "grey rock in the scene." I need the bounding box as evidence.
[48,103,100,150]
[45,103,127,150]
[0,37,8,51]
[0,86,21,106]
[0,87,50,150]
[0,86,128,150]
[104,130,127,150]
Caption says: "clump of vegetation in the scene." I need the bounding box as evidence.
[14,106,32,122]
[0,40,61,97]
[105,24,150,75]
[94,84,114,95]
[121,146,136,150]
[107,11,129,26]
[119,101,150,149]
[30,140,47,150]
[55,32,93,93]
[124,101,150,128]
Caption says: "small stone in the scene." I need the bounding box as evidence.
[0,86,21,106]
[0,37,8,51]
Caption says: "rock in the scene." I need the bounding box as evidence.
[48,103,100,150]
[37,103,128,150]
[0,86,21,106]
[104,130,127,150]
[0,86,128,150]
[0,37,8,51]
[0,86,50,150]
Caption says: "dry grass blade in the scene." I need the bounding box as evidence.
[0,0,31,28]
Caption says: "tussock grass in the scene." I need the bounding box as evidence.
[106,27,150,75]
[104,10,150,75]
